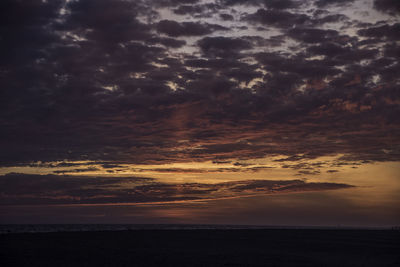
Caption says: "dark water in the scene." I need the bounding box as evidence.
[1,228,399,267]
[0,224,390,234]
[0,224,265,234]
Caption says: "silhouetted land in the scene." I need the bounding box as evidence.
[1,229,399,266]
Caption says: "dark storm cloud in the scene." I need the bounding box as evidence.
[327,170,339,173]
[373,0,400,15]
[287,28,339,43]
[218,0,254,6]
[306,42,351,57]
[306,44,379,64]
[220,13,234,21]
[245,8,349,28]
[315,0,355,7]
[219,0,301,9]
[263,0,301,9]
[185,58,250,69]
[147,37,187,48]
[154,0,200,7]
[246,9,313,28]
[313,14,348,24]
[0,0,399,167]
[156,20,229,37]
[0,173,354,205]
[62,0,152,44]
[125,165,275,174]
[255,52,341,79]
[0,0,63,67]
[198,36,252,57]
[173,4,205,15]
[53,167,100,174]
[173,3,222,17]
[357,23,400,41]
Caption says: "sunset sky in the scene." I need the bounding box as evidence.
[1,0,399,226]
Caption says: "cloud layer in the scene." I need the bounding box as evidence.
[0,173,354,205]
[0,0,399,167]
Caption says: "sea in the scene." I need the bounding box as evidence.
[0,224,391,234]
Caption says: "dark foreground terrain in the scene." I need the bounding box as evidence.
[1,229,399,266]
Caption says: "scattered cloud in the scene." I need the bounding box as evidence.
[0,173,354,205]
[0,0,399,168]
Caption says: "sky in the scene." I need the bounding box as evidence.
[0,0,399,226]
